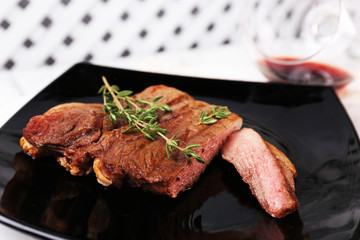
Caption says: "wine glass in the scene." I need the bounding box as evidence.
[243,0,357,87]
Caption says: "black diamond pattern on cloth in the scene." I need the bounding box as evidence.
[41,16,52,28]
[1,19,10,30]
[0,0,244,71]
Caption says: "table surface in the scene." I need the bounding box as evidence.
[1,45,360,239]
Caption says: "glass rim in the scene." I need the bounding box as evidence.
[243,0,344,64]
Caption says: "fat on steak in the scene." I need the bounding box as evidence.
[221,128,299,218]
[21,85,242,198]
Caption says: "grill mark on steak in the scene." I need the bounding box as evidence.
[133,85,192,106]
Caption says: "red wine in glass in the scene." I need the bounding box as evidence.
[259,57,352,88]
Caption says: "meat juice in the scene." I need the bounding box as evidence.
[259,57,352,88]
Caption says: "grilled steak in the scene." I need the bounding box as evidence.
[21,85,242,198]
[221,128,299,218]
[91,85,242,197]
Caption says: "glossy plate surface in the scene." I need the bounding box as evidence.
[0,63,360,240]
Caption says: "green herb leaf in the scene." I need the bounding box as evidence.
[152,96,163,103]
[98,85,106,94]
[111,85,120,91]
[195,106,231,125]
[202,118,218,125]
[118,90,133,97]
[109,112,117,124]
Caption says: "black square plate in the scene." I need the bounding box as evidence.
[0,63,360,240]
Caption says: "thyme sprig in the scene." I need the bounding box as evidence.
[99,77,171,140]
[99,76,205,164]
[195,106,231,125]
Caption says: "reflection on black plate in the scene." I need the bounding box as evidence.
[0,63,360,240]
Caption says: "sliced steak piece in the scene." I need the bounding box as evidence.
[221,128,299,218]
[21,103,121,175]
[265,141,297,194]
[92,85,243,197]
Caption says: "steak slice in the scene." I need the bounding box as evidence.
[21,103,121,175]
[221,128,299,218]
[92,85,243,197]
